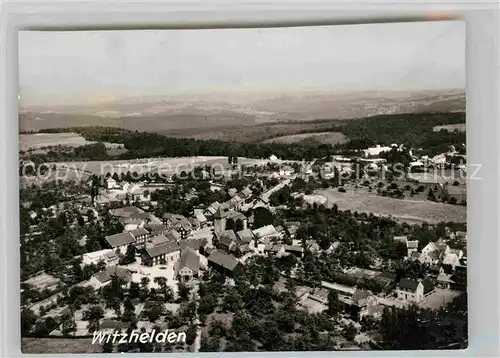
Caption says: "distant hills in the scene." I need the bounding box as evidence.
[19,89,465,140]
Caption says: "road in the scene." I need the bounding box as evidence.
[192,290,202,353]
[261,176,295,202]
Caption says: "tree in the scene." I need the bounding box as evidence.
[427,188,437,202]
[327,290,342,316]
[129,281,141,299]
[102,340,114,353]
[61,313,76,336]
[343,323,357,341]
[221,289,243,312]
[82,305,104,321]
[119,244,136,265]
[198,295,218,315]
[252,207,274,229]
[142,301,165,323]
[21,308,37,336]
[185,324,198,345]
[154,276,173,302]
[394,241,408,260]
[177,281,191,301]
[122,298,136,322]
[179,300,197,324]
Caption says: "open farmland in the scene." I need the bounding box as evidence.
[315,188,466,225]
[263,131,348,145]
[54,156,229,176]
[22,338,102,354]
[161,119,346,142]
[19,132,123,151]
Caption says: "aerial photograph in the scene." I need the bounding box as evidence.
[19,20,467,353]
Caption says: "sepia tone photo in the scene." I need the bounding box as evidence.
[19,20,467,353]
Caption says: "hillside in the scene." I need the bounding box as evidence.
[19,89,465,138]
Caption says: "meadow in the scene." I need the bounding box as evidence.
[316,188,466,225]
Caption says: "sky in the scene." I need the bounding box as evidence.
[18,20,465,104]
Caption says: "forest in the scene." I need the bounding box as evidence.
[24,112,466,164]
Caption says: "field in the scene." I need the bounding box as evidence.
[315,188,466,225]
[159,120,346,142]
[433,123,466,132]
[21,338,102,354]
[263,131,347,145]
[19,132,123,151]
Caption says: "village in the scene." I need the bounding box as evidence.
[20,140,467,352]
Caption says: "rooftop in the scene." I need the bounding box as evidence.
[146,241,180,258]
[105,232,135,248]
[177,248,201,274]
[398,278,419,292]
[208,250,240,271]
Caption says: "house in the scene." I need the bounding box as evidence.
[339,289,381,321]
[165,230,182,242]
[143,241,180,266]
[420,241,449,263]
[89,265,132,289]
[193,210,209,228]
[129,227,150,247]
[395,278,435,304]
[442,252,461,269]
[265,244,285,256]
[225,196,246,211]
[436,270,455,290]
[227,188,238,198]
[215,230,237,252]
[239,187,253,199]
[106,178,118,190]
[104,232,136,254]
[396,278,424,303]
[284,245,304,258]
[163,213,192,239]
[252,224,280,242]
[279,166,295,177]
[150,234,170,247]
[187,217,200,230]
[199,239,213,257]
[207,250,241,276]
[144,223,168,236]
[406,240,419,256]
[363,145,392,158]
[204,201,222,220]
[393,235,418,257]
[82,249,119,267]
[179,239,202,252]
[176,248,201,282]
[418,250,440,265]
[236,228,255,249]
